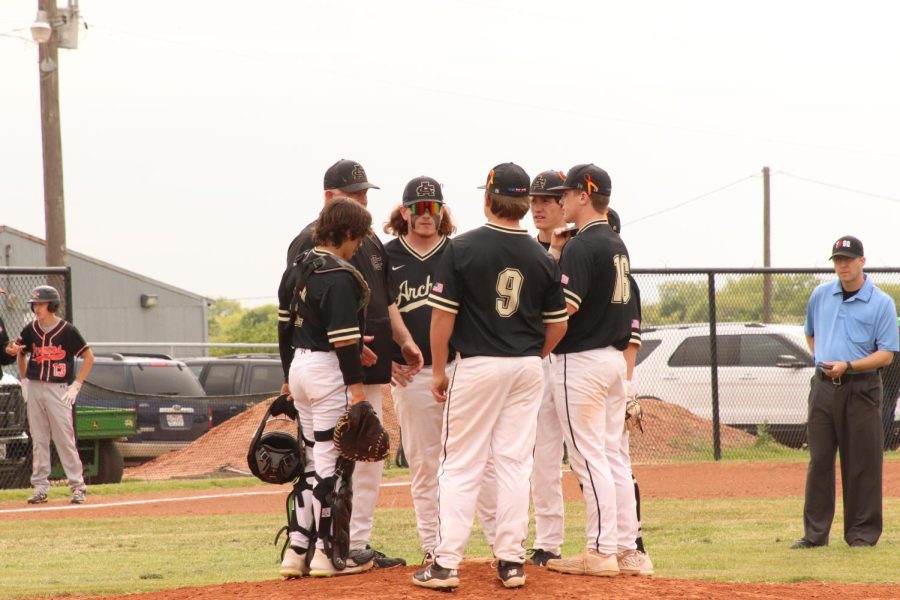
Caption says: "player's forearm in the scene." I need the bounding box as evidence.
[429,309,455,373]
[389,303,414,346]
[76,349,95,383]
[624,343,639,380]
[16,352,26,379]
[541,321,568,358]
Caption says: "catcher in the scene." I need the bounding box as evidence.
[275,198,378,578]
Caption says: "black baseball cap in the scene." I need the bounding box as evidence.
[529,170,566,197]
[607,208,621,234]
[477,162,530,197]
[323,159,380,192]
[830,235,864,259]
[548,163,612,196]
[402,176,444,205]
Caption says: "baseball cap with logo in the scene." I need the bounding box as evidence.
[530,170,566,198]
[402,176,444,205]
[607,208,621,234]
[477,162,530,197]
[548,163,612,196]
[323,159,380,192]
[829,235,864,259]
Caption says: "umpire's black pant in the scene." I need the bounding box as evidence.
[803,372,883,546]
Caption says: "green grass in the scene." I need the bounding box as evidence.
[2,492,898,599]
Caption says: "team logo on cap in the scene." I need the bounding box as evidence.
[351,164,366,181]
[416,181,436,197]
[532,176,547,191]
[836,240,851,249]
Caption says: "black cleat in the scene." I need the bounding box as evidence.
[526,548,561,566]
[790,538,825,550]
[413,561,459,590]
[497,561,526,588]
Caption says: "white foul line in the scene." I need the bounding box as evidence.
[0,480,412,515]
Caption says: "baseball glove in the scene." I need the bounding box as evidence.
[625,399,644,433]
[333,401,390,462]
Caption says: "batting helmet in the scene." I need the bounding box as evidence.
[247,397,306,485]
[28,285,61,312]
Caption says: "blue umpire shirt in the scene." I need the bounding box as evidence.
[804,275,899,364]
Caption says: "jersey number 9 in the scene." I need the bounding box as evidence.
[496,268,524,317]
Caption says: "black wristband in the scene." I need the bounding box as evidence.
[335,344,364,385]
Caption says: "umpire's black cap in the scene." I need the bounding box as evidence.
[529,170,566,198]
[548,163,612,196]
[830,235,864,259]
[324,159,380,192]
[402,176,444,205]
[478,162,530,197]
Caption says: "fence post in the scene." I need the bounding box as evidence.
[708,272,721,461]
[64,266,73,323]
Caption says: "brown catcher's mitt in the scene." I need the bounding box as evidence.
[333,401,390,462]
[625,399,644,433]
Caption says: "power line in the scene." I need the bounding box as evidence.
[775,171,900,204]
[624,174,759,228]
[85,24,900,161]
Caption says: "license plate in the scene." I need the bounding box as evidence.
[166,414,185,428]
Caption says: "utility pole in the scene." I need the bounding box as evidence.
[762,166,772,323]
[38,0,67,268]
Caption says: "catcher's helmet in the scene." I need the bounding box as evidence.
[29,285,61,312]
[247,399,306,484]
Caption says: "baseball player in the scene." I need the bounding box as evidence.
[8,285,94,505]
[277,198,376,577]
[526,170,568,566]
[542,164,649,577]
[608,208,652,565]
[413,163,568,590]
[284,159,423,570]
[383,176,497,561]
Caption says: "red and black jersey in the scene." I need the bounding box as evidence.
[385,235,452,366]
[427,224,568,358]
[555,219,633,354]
[287,221,396,384]
[17,319,89,383]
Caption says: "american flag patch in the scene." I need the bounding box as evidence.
[432,282,444,293]
[561,274,569,285]
[632,319,640,328]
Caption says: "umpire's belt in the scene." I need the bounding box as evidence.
[817,369,880,386]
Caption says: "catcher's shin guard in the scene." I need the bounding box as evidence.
[274,471,317,563]
[312,458,356,571]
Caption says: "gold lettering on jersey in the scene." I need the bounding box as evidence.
[397,275,433,309]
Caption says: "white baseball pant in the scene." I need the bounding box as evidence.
[393,364,497,554]
[434,355,543,569]
[529,355,565,555]
[25,380,85,494]
[348,382,386,550]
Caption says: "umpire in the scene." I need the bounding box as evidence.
[792,235,898,549]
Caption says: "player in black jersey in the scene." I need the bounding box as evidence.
[276,198,375,578]
[413,163,568,591]
[608,208,652,569]
[8,285,95,505]
[283,159,422,570]
[384,176,497,561]
[543,164,649,577]
[526,169,569,566]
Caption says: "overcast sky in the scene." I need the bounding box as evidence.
[2,1,899,306]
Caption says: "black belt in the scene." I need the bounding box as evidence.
[817,370,879,385]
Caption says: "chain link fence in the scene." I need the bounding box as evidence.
[628,268,900,463]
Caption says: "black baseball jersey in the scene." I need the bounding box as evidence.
[0,316,16,366]
[287,221,395,384]
[277,249,367,378]
[17,319,89,383]
[385,235,452,366]
[427,224,567,357]
[555,219,632,354]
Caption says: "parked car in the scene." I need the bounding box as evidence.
[635,323,820,446]
[183,354,282,427]
[76,353,210,460]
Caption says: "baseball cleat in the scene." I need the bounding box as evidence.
[71,489,86,505]
[526,548,561,566]
[497,561,526,588]
[27,491,48,504]
[279,546,309,578]
[547,550,619,577]
[366,546,406,569]
[308,547,373,577]
[412,562,459,590]
[617,549,653,576]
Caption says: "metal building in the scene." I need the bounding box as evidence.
[0,226,208,356]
